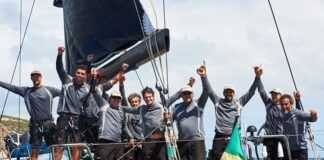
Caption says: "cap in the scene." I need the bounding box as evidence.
[110,91,122,98]
[270,88,282,94]
[223,85,235,92]
[30,70,42,76]
[181,85,193,93]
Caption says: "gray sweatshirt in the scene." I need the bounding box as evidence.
[172,77,208,140]
[56,54,90,115]
[0,81,60,121]
[119,84,143,140]
[283,107,314,151]
[258,79,283,135]
[206,77,260,135]
[98,104,128,142]
[122,92,181,137]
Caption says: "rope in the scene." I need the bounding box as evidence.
[148,0,159,28]
[18,0,23,134]
[266,0,320,158]
[0,0,37,123]
[132,0,167,91]
[162,0,167,28]
[135,70,145,90]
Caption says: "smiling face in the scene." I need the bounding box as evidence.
[223,89,235,102]
[129,96,141,108]
[271,92,281,104]
[109,96,121,108]
[73,68,87,86]
[30,74,42,87]
[181,91,193,103]
[143,92,155,106]
[279,94,294,113]
[280,98,292,113]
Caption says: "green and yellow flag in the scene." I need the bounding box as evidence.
[220,117,247,160]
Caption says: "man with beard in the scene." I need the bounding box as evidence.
[0,71,60,160]
[55,46,90,160]
[280,93,317,160]
[207,66,261,160]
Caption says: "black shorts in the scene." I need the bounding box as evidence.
[56,114,81,144]
[29,120,56,148]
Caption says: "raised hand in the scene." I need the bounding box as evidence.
[90,68,99,80]
[187,76,196,87]
[254,66,263,78]
[121,63,129,72]
[58,46,65,55]
[293,91,301,100]
[197,65,206,78]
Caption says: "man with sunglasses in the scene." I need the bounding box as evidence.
[95,90,130,160]
[280,93,317,160]
[0,71,60,160]
[171,64,209,160]
[207,66,261,160]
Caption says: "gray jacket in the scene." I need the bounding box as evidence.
[172,77,208,140]
[56,54,90,115]
[0,81,60,121]
[122,91,181,137]
[258,79,283,135]
[206,77,260,135]
[283,106,314,151]
[98,104,128,142]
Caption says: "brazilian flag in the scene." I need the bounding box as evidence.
[220,117,247,160]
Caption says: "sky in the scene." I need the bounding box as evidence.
[0,0,323,157]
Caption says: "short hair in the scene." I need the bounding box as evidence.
[128,93,142,103]
[280,94,294,105]
[74,65,88,73]
[141,87,154,96]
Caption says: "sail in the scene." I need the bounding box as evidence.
[53,0,170,79]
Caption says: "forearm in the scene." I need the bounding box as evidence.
[56,54,69,83]
[258,78,271,105]
[240,77,259,106]
[205,77,220,104]
[119,83,128,106]
[165,90,181,107]
[0,81,25,96]
[198,77,209,108]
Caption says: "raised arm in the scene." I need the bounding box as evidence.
[56,47,70,84]
[165,89,181,108]
[295,109,318,122]
[119,79,128,106]
[198,77,209,108]
[256,67,271,105]
[258,79,271,105]
[196,66,208,108]
[45,86,61,97]
[0,81,28,96]
[239,67,261,106]
[197,65,221,105]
